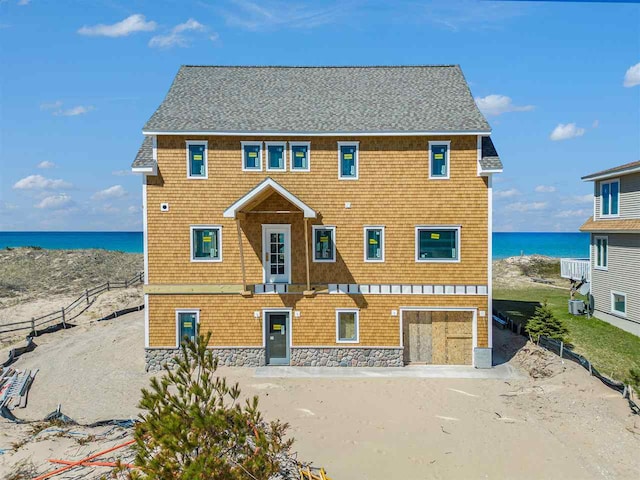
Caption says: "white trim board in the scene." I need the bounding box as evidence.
[327,284,487,295]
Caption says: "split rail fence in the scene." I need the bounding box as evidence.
[0,271,144,339]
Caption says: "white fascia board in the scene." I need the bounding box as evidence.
[143,129,492,137]
[582,166,640,182]
[132,165,157,174]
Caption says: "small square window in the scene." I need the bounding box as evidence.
[611,292,626,316]
[313,226,335,262]
[364,226,385,262]
[338,142,359,179]
[242,142,262,171]
[177,310,198,346]
[266,142,286,171]
[186,141,207,178]
[336,309,359,343]
[290,142,310,171]
[416,227,460,262]
[429,141,450,179]
[600,180,619,216]
[191,226,222,262]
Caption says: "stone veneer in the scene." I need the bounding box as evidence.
[145,347,404,371]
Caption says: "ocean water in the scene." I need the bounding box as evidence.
[0,231,590,259]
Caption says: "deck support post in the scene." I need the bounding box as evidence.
[304,217,313,296]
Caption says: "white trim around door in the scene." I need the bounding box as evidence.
[261,224,292,284]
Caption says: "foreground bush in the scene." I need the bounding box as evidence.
[130,333,293,479]
[525,300,569,343]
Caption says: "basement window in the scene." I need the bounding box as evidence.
[191,225,222,262]
[416,226,460,262]
[186,141,208,179]
[611,291,626,317]
[313,226,336,262]
[266,142,286,171]
[336,309,359,343]
[241,142,262,171]
[429,141,450,179]
[338,142,359,180]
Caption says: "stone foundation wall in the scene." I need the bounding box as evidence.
[145,347,265,372]
[290,347,404,367]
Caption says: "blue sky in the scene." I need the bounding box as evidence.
[0,0,638,232]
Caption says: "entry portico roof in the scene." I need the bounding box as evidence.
[223,178,317,219]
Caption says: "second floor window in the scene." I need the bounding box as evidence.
[364,226,385,262]
[338,142,359,179]
[290,142,310,171]
[429,141,450,179]
[595,236,608,269]
[242,142,262,171]
[266,142,286,171]
[187,141,207,178]
[313,226,336,262]
[191,226,222,262]
[601,180,619,216]
[416,226,460,262]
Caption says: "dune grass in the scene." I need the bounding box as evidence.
[494,285,640,387]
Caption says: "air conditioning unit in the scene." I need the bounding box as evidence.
[568,299,585,315]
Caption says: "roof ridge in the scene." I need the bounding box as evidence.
[180,64,460,69]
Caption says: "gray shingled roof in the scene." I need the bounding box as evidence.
[480,137,502,171]
[582,160,640,180]
[143,65,491,133]
[132,136,153,168]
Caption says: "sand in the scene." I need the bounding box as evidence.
[1,312,639,479]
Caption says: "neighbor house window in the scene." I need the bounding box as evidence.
[266,142,286,171]
[611,291,626,316]
[241,142,262,171]
[415,226,460,262]
[429,141,450,179]
[313,225,335,262]
[290,142,310,171]
[186,141,208,178]
[336,309,359,343]
[595,236,608,270]
[191,226,222,262]
[364,226,385,262]
[176,310,199,346]
[600,179,619,216]
[338,142,359,179]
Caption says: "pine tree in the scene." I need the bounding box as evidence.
[525,301,569,343]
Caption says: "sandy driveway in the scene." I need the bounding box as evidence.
[1,311,639,479]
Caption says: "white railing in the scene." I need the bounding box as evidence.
[560,258,591,282]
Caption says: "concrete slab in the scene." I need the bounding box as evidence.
[254,363,521,379]
[594,310,640,337]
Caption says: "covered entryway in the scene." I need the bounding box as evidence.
[401,309,475,366]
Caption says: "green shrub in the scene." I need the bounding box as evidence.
[130,333,293,479]
[525,300,569,343]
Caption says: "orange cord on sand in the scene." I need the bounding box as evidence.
[48,459,136,469]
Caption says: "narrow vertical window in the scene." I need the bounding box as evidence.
[241,142,262,171]
[191,226,222,262]
[595,236,607,269]
[186,141,208,178]
[600,180,619,216]
[290,142,310,171]
[610,181,619,215]
[338,142,359,179]
[364,226,385,262]
[313,226,336,262]
[177,310,199,346]
[266,142,286,171]
[336,309,359,343]
[429,141,450,179]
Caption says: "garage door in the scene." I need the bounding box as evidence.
[403,310,473,365]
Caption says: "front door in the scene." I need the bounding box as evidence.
[263,225,290,284]
[265,313,290,365]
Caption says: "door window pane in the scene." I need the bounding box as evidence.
[430,144,448,178]
[188,144,206,177]
[243,144,261,170]
[338,311,358,342]
[418,229,458,260]
[267,144,285,170]
[314,228,334,261]
[291,145,309,170]
[178,312,197,344]
[192,228,220,260]
[340,145,357,178]
[366,228,383,261]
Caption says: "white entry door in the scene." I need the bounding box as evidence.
[262,224,291,284]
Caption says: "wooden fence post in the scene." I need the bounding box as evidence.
[124,279,128,288]
[107,281,110,291]
[560,341,564,359]
[588,360,592,375]
[85,289,89,305]
[31,317,37,336]
[61,307,66,329]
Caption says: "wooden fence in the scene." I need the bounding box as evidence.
[0,271,144,338]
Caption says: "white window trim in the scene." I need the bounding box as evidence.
[289,141,311,172]
[175,309,200,348]
[600,178,620,218]
[363,226,385,262]
[190,225,223,263]
[312,225,336,263]
[337,141,359,180]
[336,309,360,343]
[265,141,287,172]
[610,290,627,317]
[428,140,451,180]
[186,140,208,179]
[261,224,292,284]
[415,225,461,263]
[594,235,608,271]
[241,141,263,171]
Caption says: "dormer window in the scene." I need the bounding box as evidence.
[242,142,262,171]
[429,141,450,179]
[601,179,619,216]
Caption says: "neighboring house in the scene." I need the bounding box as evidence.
[131,65,503,371]
[576,161,640,333]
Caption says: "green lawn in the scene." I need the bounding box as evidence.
[494,285,640,387]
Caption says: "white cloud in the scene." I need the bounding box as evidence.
[573,194,593,203]
[475,95,534,116]
[149,19,207,48]
[40,100,63,110]
[550,123,585,141]
[92,185,127,200]
[534,185,556,193]
[13,174,71,190]
[128,205,141,214]
[592,119,599,129]
[112,169,134,176]
[78,14,157,37]
[623,62,640,88]
[37,160,56,169]
[555,209,591,218]
[494,188,520,198]
[505,201,548,212]
[35,194,74,210]
[53,105,94,116]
